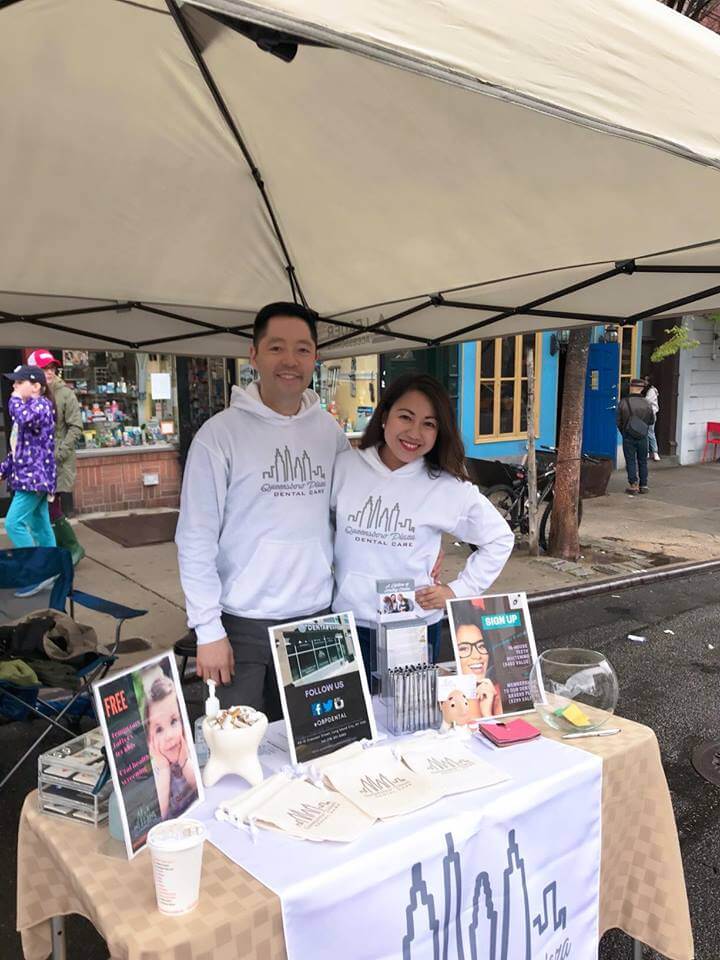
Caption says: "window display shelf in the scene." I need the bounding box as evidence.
[77,443,178,458]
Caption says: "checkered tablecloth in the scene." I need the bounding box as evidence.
[17,713,693,960]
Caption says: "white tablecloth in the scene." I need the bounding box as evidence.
[194,725,602,960]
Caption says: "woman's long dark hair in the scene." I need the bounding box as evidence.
[360,373,469,481]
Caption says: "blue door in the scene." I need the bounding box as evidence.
[582,342,619,460]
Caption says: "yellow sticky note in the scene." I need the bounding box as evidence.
[561,703,592,727]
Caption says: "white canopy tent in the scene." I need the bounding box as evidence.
[2,0,720,357]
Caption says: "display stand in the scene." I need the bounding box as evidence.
[375,619,428,703]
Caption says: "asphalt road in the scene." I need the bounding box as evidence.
[1,567,718,960]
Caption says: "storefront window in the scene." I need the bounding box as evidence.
[61,350,179,449]
[315,355,378,434]
[618,325,638,397]
[475,333,542,441]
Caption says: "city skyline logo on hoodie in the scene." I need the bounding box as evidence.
[345,494,416,548]
[261,445,328,498]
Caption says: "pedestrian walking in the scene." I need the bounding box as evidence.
[617,379,654,495]
[27,349,85,564]
[643,375,660,461]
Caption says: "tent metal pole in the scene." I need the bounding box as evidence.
[0,314,137,348]
[22,303,131,322]
[431,265,624,343]
[134,302,241,334]
[439,298,625,324]
[627,280,720,322]
[632,264,720,273]
[165,0,307,308]
[319,300,434,349]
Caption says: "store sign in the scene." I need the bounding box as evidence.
[269,611,377,766]
[93,652,203,858]
[447,592,543,721]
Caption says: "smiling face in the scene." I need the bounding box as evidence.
[249,315,317,415]
[148,693,183,765]
[456,624,490,679]
[380,389,439,470]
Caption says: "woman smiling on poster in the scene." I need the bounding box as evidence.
[455,622,502,718]
[331,373,514,681]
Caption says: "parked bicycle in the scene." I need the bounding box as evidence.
[472,447,597,553]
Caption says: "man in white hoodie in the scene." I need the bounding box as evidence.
[175,303,349,717]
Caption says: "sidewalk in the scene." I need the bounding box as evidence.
[1,460,717,667]
[444,459,720,591]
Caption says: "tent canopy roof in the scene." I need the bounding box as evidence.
[2,0,720,357]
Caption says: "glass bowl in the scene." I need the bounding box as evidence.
[529,648,619,733]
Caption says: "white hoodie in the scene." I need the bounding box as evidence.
[331,446,514,628]
[176,383,348,644]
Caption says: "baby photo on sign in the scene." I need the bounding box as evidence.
[447,593,540,720]
[94,652,202,857]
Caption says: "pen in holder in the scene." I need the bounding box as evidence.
[384,663,441,735]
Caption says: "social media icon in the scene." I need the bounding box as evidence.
[311,702,323,717]
[322,699,334,713]
[334,698,344,710]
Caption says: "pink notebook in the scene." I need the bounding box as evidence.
[476,718,541,747]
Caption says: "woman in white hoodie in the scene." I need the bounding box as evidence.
[331,374,514,683]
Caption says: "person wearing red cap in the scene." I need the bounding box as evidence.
[27,349,85,563]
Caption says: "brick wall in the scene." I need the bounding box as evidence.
[74,449,182,514]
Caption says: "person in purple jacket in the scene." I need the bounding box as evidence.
[1,364,57,555]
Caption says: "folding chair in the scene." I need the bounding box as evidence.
[702,421,720,462]
[0,546,147,791]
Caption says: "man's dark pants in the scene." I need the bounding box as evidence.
[220,608,330,721]
[622,434,649,487]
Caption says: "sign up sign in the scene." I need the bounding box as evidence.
[447,593,542,720]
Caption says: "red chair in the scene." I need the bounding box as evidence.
[702,422,720,462]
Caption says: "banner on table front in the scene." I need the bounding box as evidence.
[202,735,601,960]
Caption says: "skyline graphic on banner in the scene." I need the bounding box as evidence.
[262,446,326,483]
[347,495,415,533]
[402,830,567,960]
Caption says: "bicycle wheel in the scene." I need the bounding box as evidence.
[467,484,517,552]
[539,496,583,552]
[484,484,517,525]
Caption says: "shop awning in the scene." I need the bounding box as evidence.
[2,0,720,357]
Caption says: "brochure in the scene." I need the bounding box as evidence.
[254,777,375,843]
[321,745,439,820]
[93,652,203,858]
[447,592,543,721]
[376,578,417,622]
[399,736,510,796]
[269,611,377,766]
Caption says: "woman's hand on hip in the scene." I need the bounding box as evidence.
[415,584,455,610]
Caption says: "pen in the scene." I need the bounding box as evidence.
[562,728,621,740]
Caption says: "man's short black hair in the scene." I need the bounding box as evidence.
[253,302,318,347]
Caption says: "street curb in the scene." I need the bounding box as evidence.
[527,557,720,607]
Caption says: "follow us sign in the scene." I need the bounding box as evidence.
[481,612,522,630]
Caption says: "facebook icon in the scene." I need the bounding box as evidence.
[311,702,323,717]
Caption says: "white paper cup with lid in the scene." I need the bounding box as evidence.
[147,818,207,915]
